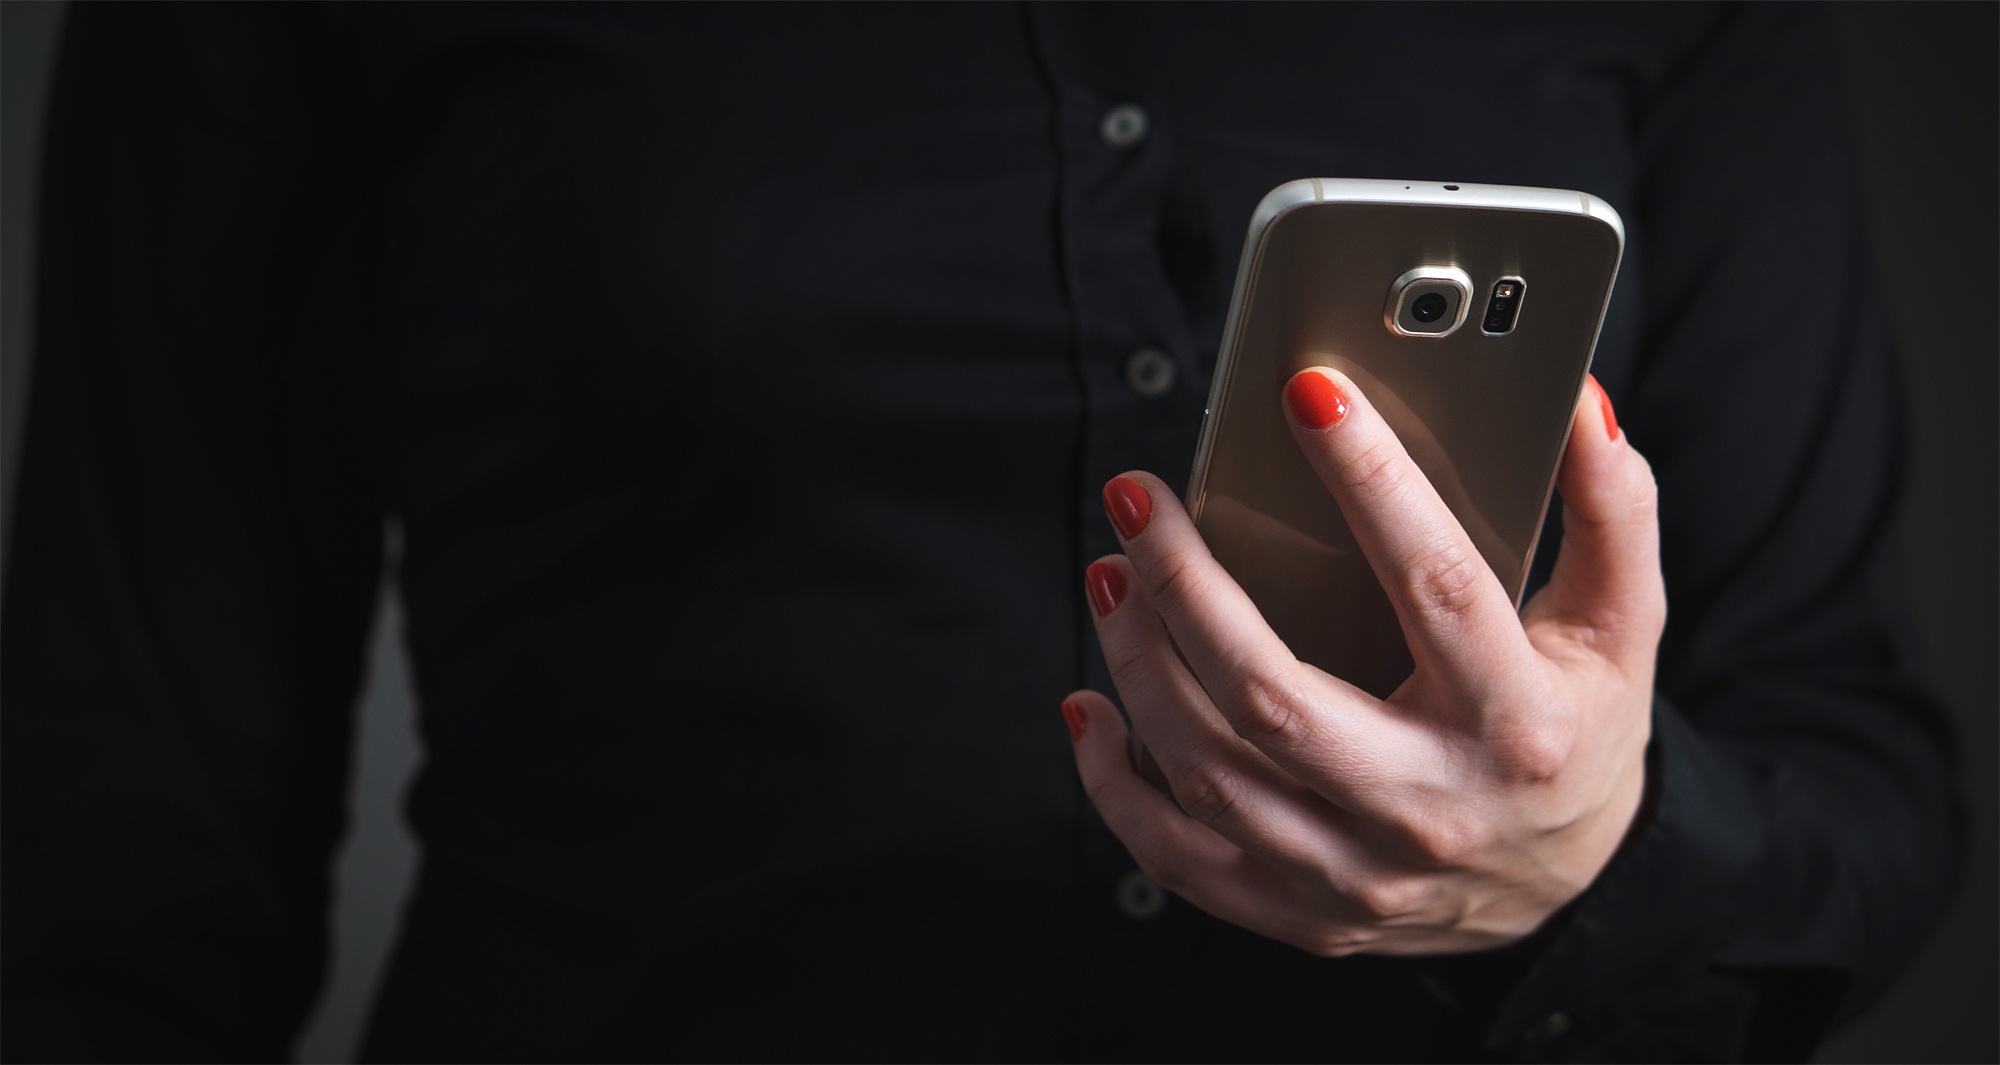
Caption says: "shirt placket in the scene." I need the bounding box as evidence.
[1026,0,1203,913]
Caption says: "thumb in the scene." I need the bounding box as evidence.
[1522,375,1667,658]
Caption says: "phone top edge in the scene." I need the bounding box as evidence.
[1308,179,1624,239]
[1578,190,1626,248]
[1250,178,1323,239]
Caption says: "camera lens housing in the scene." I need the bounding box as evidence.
[1385,266,1472,337]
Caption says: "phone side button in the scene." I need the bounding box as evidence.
[1123,347,1178,398]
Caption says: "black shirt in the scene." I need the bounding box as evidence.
[2,3,1962,1061]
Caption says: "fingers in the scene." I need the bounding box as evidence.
[1279,368,1533,694]
[1063,688,1442,957]
[1521,375,1668,660]
[1099,473,1299,697]
[1059,689,1322,943]
[1093,476,1432,804]
[1081,554,1375,869]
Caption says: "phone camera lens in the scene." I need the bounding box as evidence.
[1385,268,1470,338]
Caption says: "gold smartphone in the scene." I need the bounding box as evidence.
[1186,178,1624,698]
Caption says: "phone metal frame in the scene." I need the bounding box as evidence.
[1187,177,1625,578]
[1174,178,1622,700]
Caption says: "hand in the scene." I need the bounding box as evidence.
[1061,368,1662,956]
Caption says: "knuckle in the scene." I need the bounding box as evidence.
[1493,717,1576,784]
[1302,930,1370,958]
[1610,455,1661,531]
[1619,482,1660,533]
[1335,440,1406,501]
[1349,877,1421,922]
[1401,808,1490,868]
[1146,550,1208,616]
[1402,543,1487,622]
[1102,637,1167,690]
[1133,847,1190,895]
[1169,759,1246,827]
[1574,449,1658,532]
[1630,473,1660,521]
[1627,450,1661,500]
[1228,670,1304,745]
[1310,853,1367,900]
[1637,583,1669,642]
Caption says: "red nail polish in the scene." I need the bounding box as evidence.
[1102,477,1153,540]
[1085,561,1126,617]
[1061,699,1088,741]
[1285,370,1350,430]
[1590,374,1619,441]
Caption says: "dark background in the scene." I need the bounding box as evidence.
[1,4,1991,1061]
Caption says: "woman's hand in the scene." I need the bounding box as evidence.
[1062,368,1663,956]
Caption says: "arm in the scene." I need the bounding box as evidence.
[1,6,382,1059]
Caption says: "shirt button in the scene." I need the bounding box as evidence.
[1098,103,1150,149]
[1123,347,1177,398]
[1115,869,1167,921]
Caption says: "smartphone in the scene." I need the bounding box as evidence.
[1186,178,1624,698]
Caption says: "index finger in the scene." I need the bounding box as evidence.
[1281,367,1534,699]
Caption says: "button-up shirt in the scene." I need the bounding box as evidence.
[3,4,1960,1061]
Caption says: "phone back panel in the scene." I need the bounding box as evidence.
[1188,180,1623,697]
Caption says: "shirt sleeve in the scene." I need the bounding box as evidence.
[1,5,383,1060]
[1470,5,1964,1059]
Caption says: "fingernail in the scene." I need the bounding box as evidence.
[1590,374,1619,442]
[1285,370,1350,430]
[1061,699,1088,741]
[1102,476,1152,540]
[1085,561,1126,617]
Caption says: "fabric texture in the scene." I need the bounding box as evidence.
[2,3,1961,1062]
